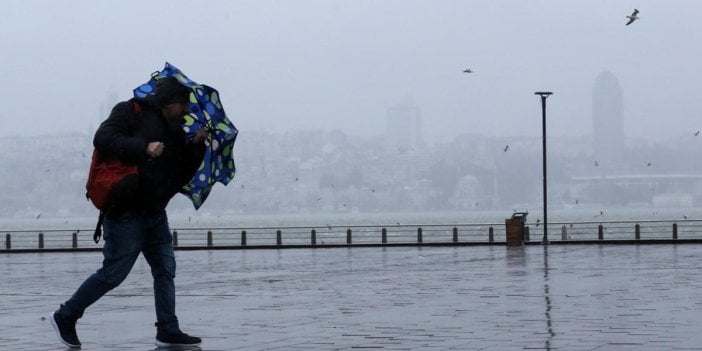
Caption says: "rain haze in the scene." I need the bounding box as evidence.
[3,0,702,224]
[2,0,701,142]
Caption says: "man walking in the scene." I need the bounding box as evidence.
[51,76,206,348]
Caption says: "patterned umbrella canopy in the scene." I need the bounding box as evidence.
[134,62,238,209]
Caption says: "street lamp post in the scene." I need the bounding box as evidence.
[535,91,553,245]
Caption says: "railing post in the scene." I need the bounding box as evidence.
[172,230,178,247]
[488,226,494,243]
[311,229,316,246]
[672,223,678,240]
[561,225,567,240]
[381,228,387,244]
[346,229,352,245]
[38,233,44,249]
[207,230,213,247]
[417,227,423,243]
[241,230,247,246]
[635,224,640,240]
[276,230,282,246]
[525,226,530,242]
[598,225,604,240]
[5,233,10,250]
[72,232,78,249]
[452,227,458,243]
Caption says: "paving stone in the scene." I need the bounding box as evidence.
[1,245,702,349]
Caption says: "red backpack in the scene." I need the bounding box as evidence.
[85,101,142,242]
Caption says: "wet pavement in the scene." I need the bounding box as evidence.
[1,244,702,350]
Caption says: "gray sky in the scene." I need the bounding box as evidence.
[2,0,701,142]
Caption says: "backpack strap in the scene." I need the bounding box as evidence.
[132,100,142,115]
[93,212,105,244]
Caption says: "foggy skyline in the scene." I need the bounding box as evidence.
[2,1,702,143]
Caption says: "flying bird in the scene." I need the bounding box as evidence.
[695,131,700,136]
[503,145,509,152]
[463,68,473,73]
[626,9,639,26]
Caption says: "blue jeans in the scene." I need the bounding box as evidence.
[59,211,180,333]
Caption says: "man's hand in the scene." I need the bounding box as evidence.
[146,141,165,158]
[192,128,208,144]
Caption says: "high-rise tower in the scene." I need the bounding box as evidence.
[592,71,624,167]
[386,97,424,151]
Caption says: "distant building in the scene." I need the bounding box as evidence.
[94,90,121,134]
[386,97,424,151]
[592,71,625,168]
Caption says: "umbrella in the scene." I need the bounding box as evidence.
[133,62,238,209]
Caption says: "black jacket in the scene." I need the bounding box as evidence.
[94,97,205,215]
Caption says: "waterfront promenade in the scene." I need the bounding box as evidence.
[2,244,702,350]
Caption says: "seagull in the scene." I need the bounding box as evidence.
[647,162,652,166]
[626,9,639,26]
[503,145,509,152]
[463,68,473,73]
[695,131,700,136]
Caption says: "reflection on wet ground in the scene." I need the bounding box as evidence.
[2,245,702,350]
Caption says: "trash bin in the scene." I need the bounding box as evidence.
[505,212,528,245]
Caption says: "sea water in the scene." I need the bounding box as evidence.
[1,207,700,232]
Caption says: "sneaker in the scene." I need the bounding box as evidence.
[50,311,81,348]
[155,330,201,347]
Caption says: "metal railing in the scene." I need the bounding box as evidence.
[3,219,702,252]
